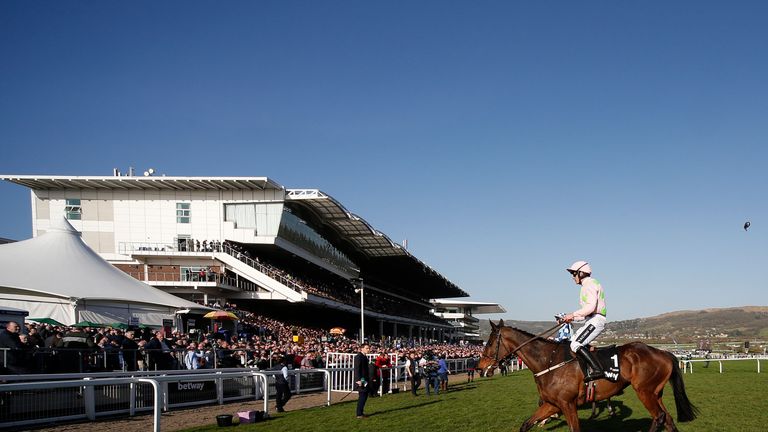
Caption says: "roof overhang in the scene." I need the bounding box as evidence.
[286,189,406,257]
[0,175,284,191]
[286,189,467,298]
[432,299,506,314]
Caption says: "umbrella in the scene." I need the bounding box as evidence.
[28,317,65,326]
[329,327,346,335]
[72,320,103,328]
[109,322,129,329]
[203,310,238,320]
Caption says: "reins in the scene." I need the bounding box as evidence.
[510,322,563,355]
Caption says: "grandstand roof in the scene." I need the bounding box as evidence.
[0,175,283,191]
[286,189,468,299]
[432,299,506,314]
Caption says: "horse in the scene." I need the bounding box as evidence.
[478,320,698,432]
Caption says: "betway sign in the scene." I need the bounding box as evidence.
[167,380,217,403]
[177,382,206,391]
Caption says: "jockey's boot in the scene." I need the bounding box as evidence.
[577,347,605,382]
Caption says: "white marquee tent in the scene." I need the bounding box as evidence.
[0,218,210,326]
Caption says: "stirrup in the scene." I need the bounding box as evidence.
[584,370,605,383]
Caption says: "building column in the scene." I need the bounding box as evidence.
[378,320,384,340]
[392,322,397,339]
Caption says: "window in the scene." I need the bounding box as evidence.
[176,202,191,223]
[65,199,82,220]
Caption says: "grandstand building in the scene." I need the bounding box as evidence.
[2,173,471,342]
[431,299,506,342]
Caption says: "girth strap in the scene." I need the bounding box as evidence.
[533,358,576,378]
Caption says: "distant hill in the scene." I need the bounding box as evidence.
[478,306,768,343]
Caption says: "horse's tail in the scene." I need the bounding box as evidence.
[668,353,699,422]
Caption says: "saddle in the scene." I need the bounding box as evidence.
[567,344,621,383]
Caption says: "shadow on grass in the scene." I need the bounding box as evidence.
[369,399,442,416]
[533,400,640,431]
[579,400,655,432]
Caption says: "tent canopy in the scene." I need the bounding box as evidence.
[0,217,210,325]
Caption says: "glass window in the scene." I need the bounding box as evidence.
[181,266,211,282]
[278,209,358,274]
[65,199,82,220]
[176,202,191,223]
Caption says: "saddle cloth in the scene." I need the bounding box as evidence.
[572,344,621,382]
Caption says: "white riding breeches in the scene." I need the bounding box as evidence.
[570,314,606,352]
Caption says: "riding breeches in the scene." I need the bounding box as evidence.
[570,314,606,352]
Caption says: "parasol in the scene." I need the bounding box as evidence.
[72,320,103,328]
[203,310,239,320]
[28,317,65,326]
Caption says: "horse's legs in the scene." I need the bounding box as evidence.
[657,398,678,432]
[560,402,581,432]
[589,397,613,419]
[519,402,560,432]
[635,388,664,432]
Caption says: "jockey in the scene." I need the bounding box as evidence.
[561,260,607,382]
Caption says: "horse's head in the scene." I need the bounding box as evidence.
[478,319,510,377]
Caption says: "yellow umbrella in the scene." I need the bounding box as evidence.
[203,310,238,320]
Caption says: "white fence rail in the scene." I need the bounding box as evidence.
[0,368,329,431]
[324,353,481,396]
[681,357,765,374]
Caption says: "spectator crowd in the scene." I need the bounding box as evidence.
[0,306,483,376]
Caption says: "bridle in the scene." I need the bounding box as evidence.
[482,322,564,376]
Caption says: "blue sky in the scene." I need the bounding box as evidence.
[1,1,766,321]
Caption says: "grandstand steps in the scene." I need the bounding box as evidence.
[216,252,306,302]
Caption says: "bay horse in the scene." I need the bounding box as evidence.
[478,320,698,432]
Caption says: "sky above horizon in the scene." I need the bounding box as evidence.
[1,1,766,322]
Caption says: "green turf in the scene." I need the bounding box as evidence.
[185,360,766,431]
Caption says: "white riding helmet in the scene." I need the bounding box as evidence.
[566,261,592,275]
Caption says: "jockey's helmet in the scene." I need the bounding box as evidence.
[566,261,591,276]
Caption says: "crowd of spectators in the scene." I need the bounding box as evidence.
[224,242,445,324]
[0,307,483,375]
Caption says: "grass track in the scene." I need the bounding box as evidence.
[186,360,766,431]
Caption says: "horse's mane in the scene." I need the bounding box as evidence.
[501,325,559,347]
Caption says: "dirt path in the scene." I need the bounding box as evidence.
[25,374,473,432]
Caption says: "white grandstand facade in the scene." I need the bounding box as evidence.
[2,173,472,342]
[431,299,506,342]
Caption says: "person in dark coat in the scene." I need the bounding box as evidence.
[61,326,95,373]
[353,343,371,418]
[0,321,28,374]
[145,332,173,370]
[273,356,292,412]
[121,331,139,371]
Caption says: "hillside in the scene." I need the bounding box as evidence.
[478,306,768,343]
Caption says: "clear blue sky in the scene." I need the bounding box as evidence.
[1,1,766,321]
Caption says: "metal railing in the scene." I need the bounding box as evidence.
[118,240,223,255]
[0,347,295,374]
[0,368,331,431]
[220,244,309,294]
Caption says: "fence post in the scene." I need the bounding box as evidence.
[83,377,96,420]
[216,371,224,405]
[161,381,169,411]
[295,370,302,394]
[323,370,331,406]
[129,381,136,416]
